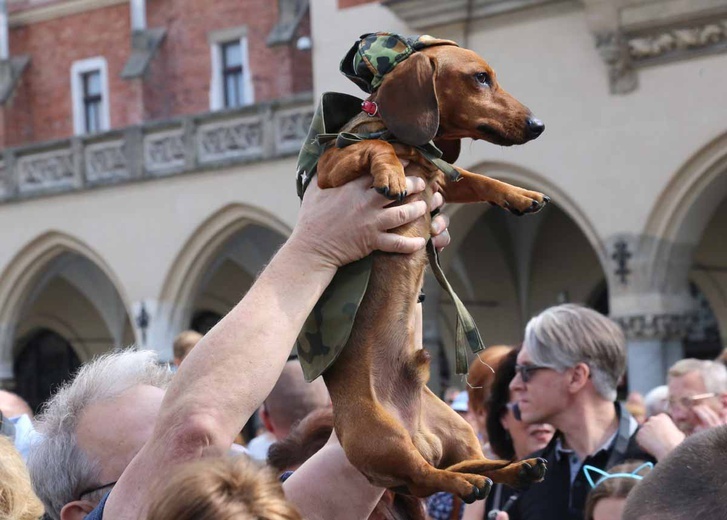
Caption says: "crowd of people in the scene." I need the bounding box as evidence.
[0,176,726,519]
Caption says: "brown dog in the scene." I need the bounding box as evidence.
[315,38,548,502]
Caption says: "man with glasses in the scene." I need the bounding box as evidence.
[504,304,650,520]
[635,358,727,461]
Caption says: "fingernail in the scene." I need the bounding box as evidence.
[431,221,441,234]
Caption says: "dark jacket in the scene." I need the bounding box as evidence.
[508,403,653,520]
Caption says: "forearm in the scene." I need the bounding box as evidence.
[157,237,336,447]
[284,434,385,519]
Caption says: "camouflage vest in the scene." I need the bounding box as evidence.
[295,33,486,383]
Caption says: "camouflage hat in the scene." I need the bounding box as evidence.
[340,32,459,93]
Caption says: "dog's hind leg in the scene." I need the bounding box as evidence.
[334,399,493,503]
[420,387,547,489]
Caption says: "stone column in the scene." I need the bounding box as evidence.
[605,233,696,395]
[0,322,15,388]
[616,314,690,395]
[131,299,176,362]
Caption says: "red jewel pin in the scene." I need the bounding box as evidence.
[361,100,378,116]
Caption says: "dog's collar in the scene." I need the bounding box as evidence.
[296,92,461,200]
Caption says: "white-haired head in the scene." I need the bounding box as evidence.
[668,359,727,394]
[644,385,669,418]
[28,349,172,520]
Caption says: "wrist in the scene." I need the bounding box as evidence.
[284,232,340,274]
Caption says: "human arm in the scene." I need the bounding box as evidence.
[103,176,440,519]
[283,431,383,519]
[636,413,685,461]
[462,499,485,520]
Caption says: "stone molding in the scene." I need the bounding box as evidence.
[267,0,309,46]
[0,93,314,201]
[616,313,695,341]
[628,20,727,64]
[382,0,567,30]
[0,55,30,104]
[9,0,128,28]
[121,28,167,79]
[587,0,727,94]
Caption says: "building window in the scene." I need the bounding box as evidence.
[221,41,243,108]
[209,27,253,110]
[82,71,102,133]
[71,57,110,135]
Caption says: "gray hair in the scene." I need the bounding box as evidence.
[668,358,727,394]
[644,385,669,418]
[28,349,173,520]
[524,304,626,401]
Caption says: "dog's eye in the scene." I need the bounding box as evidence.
[475,72,491,86]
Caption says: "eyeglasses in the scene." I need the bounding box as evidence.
[667,393,716,411]
[514,364,551,383]
[583,462,653,489]
[77,480,117,500]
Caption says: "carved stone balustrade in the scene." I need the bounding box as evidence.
[0,93,314,201]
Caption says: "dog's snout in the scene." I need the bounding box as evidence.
[526,117,545,139]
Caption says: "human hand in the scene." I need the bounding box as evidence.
[692,404,725,433]
[636,413,685,460]
[496,512,510,520]
[429,191,450,251]
[293,175,434,268]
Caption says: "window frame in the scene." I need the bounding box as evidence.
[70,57,110,135]
[209,26,254,110]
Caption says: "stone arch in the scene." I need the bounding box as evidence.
[644,129,727,247]
[641,129,727,348]
[427,161,608,390]
[159,203,292,345]
[0,231,133,383]
[445,161,608,273]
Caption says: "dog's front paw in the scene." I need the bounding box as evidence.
[500,189,550,216]
[460,475,493,504]
[516,457,547,486]
[372,166,408,201]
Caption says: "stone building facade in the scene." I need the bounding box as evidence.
[0,0,726,409]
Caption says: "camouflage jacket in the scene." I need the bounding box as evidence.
[295,33,486,382]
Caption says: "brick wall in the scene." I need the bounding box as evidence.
[9,3,133,143]
[3,0,313,147]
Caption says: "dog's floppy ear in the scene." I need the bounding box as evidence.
[433,138,461,164]
[376,52,438,147]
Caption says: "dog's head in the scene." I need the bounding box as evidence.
[341,34,544,158]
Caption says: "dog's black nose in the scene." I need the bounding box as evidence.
[526,117,545,139]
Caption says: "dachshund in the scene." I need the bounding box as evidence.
[315,36,548,503]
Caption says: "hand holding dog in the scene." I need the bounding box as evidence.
[293,174,447,269]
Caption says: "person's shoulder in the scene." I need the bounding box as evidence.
[85,492,111,520]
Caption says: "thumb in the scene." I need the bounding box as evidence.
[496,513,510,520]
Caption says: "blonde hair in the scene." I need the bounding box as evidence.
[173,330,203,362]
[0,436,44,520]
[147,456,302,520]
